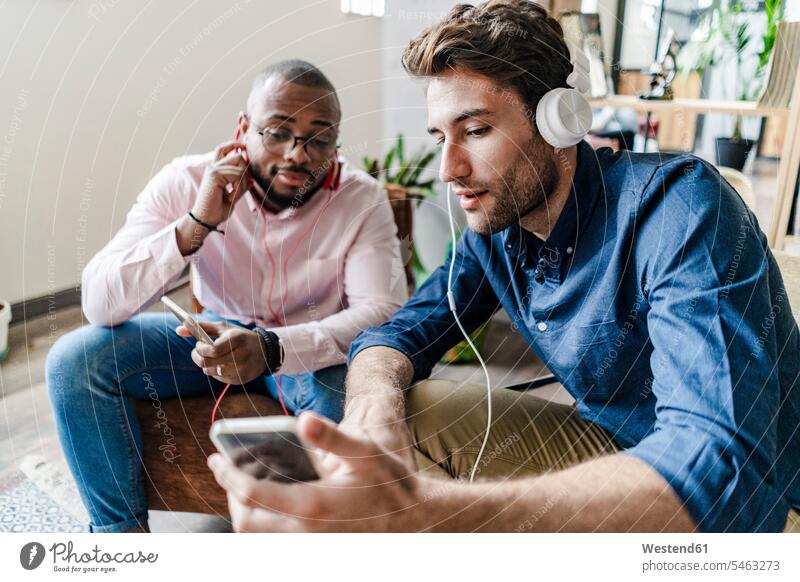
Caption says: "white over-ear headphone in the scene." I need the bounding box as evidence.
[535,40,593,149]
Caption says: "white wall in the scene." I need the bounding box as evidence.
[0,0,383,305]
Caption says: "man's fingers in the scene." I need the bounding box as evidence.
[228,171,253,204]
[214,141,247,161]
[208,330,242,358]
[210,155,251,204]
[211,169,248,195]
[315,450,345,478]
[177,321,223,339]
[214,150,248,177]
[212,163,247,177]
[208,453,304,515]
[297,412,379,465]
[191,349,209,370]
[193,321,226,337]
[175,325,192,337]
[195,328,240,357]
[195,341,234,359]
[227,493,304,533]
[219,148,248,166]
[192,346,246,370]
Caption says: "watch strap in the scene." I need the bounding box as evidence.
[253,327,282,375]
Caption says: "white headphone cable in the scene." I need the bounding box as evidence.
[446,182,492,483]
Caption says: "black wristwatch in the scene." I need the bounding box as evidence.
[253,327,283,375]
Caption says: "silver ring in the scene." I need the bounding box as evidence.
[216,365,223,376]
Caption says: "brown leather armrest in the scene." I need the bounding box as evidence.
[133,390,282,515]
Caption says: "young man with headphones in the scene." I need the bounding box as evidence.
[208,1,800,533]
[46,60,407,533]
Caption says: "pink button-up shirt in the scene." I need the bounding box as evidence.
[81,152,408,375]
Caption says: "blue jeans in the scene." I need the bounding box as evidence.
[45,312,346,532]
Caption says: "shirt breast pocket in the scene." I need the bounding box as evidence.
[558,320,630,402]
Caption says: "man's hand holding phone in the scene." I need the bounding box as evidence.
[176,140,252,255]
[207,412,428,532]
[176,320,270,385]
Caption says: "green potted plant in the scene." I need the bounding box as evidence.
[363,134,439,290]
[679,0,784,169]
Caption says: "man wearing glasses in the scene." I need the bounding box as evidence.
[46,60,407,533]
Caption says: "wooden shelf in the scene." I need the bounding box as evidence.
[589,95,790,117]
[590,80,800,250]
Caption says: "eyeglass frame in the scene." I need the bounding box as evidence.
[248,121,341,161]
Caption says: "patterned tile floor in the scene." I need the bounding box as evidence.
[0,471,83,533]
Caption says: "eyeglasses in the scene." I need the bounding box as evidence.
[255,127,340,161]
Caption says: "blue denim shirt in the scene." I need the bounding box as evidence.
[349,140,800,532]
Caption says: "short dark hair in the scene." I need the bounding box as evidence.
[401,1,571,113]
[250,59,341,114]
[252,59,336,92]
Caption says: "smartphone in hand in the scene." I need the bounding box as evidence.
[210,416,320,482]
[161,296,213,344]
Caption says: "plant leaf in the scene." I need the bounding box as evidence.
[396,134,405,165]
[395,160,411,185]
[383,144,396,175]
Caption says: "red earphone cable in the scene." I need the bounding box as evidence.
[211,383,231,425]
[261,212,290,416]
[261,175,335,416]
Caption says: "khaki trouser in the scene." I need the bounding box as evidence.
[406,379,800,533]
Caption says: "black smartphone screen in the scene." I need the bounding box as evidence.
[217,430,319,482]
